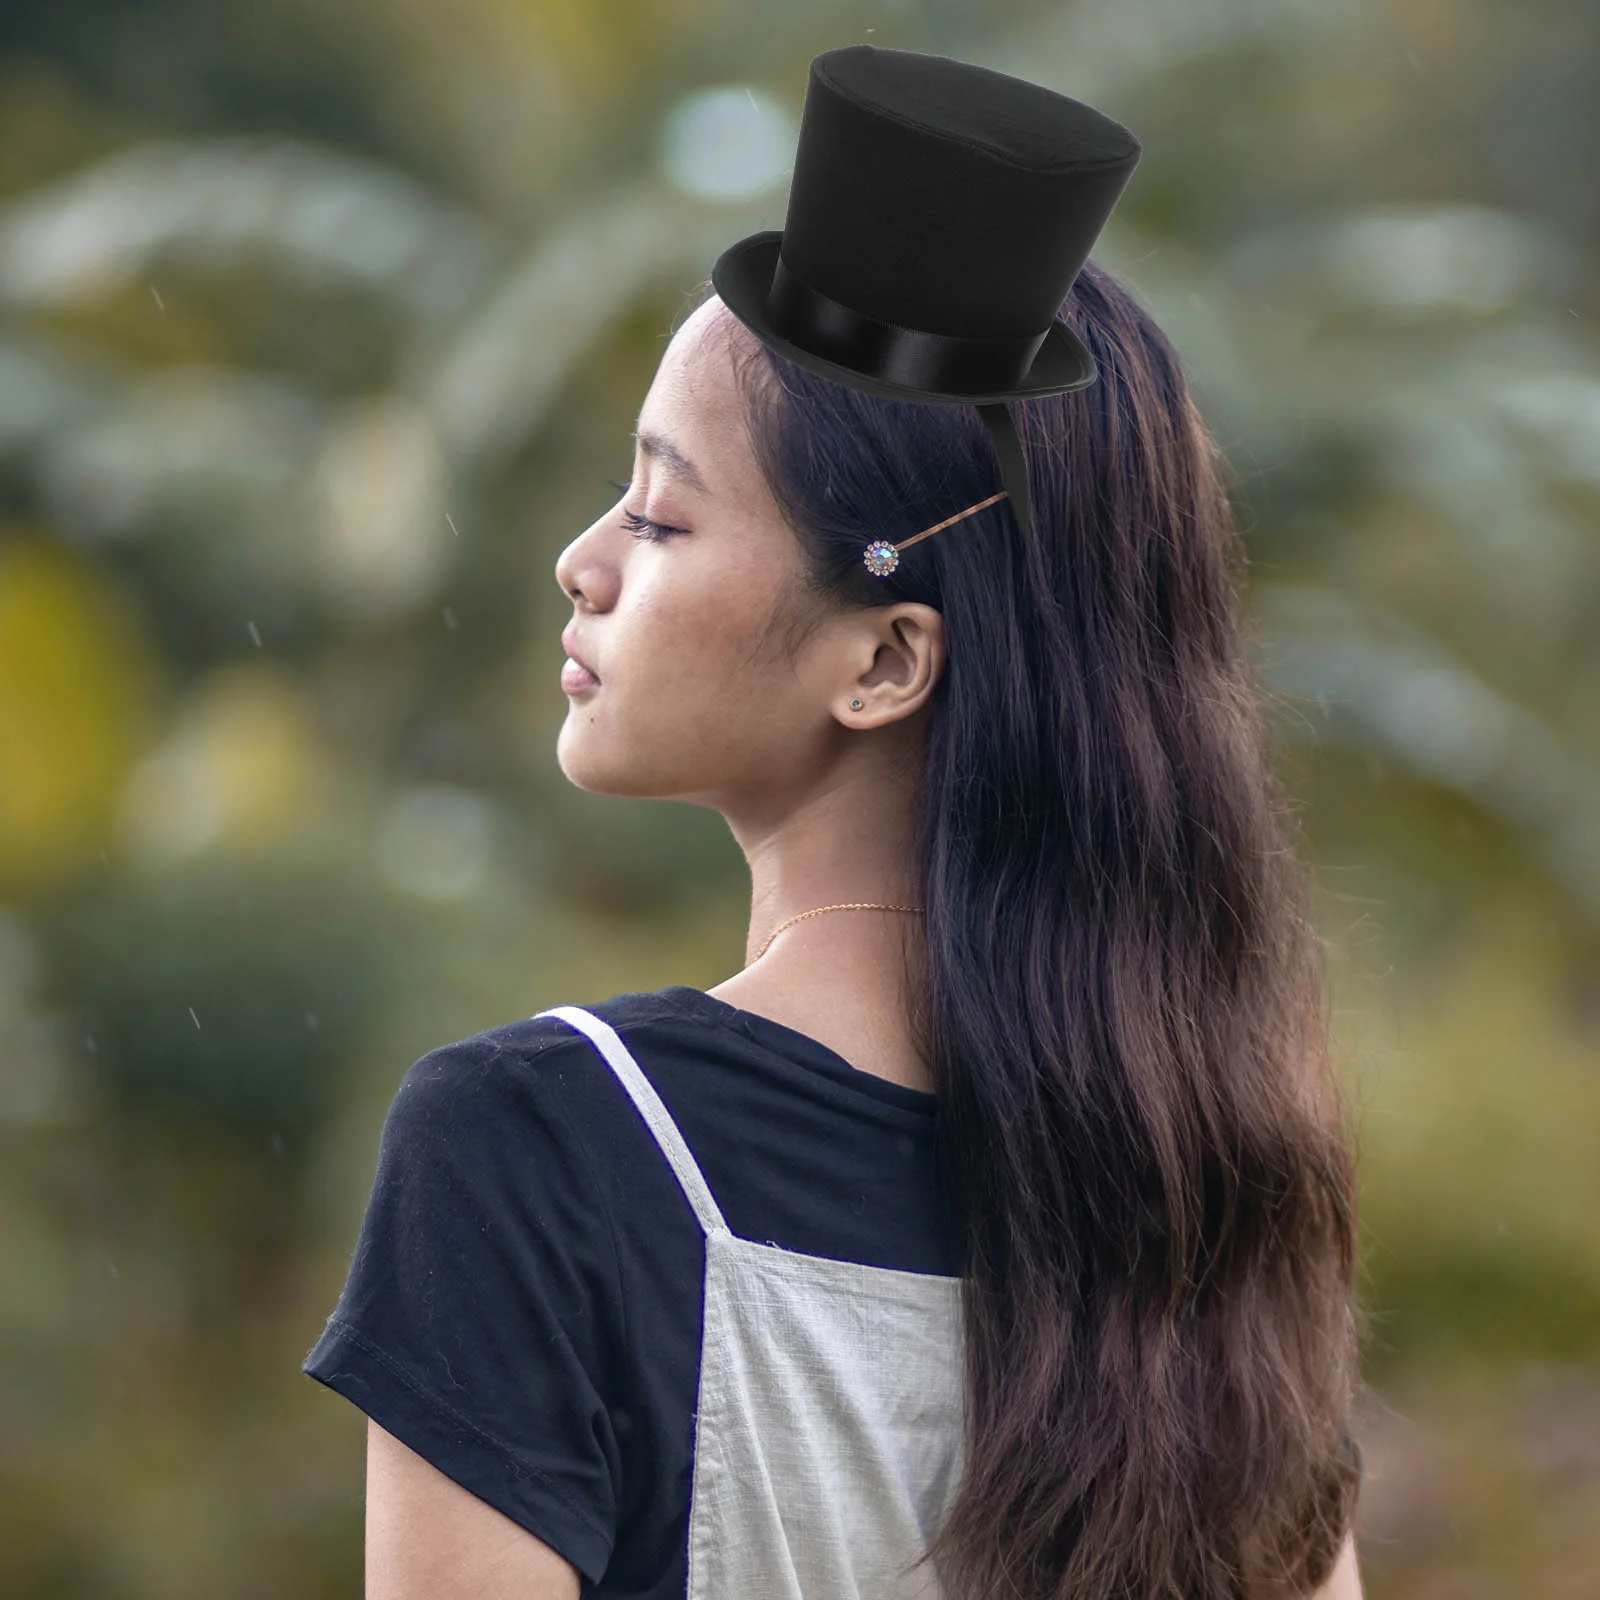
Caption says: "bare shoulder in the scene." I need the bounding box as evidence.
[364,1420,580,1600]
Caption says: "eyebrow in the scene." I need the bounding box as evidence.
[631,428,711,497]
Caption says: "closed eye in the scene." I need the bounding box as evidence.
[608,477,686,542]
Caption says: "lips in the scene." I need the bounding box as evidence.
[560,627,599,681]
[561,658,599,694]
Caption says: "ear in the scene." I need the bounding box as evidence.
[836,603,946,727]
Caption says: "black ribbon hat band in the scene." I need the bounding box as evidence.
[767,252,1052,397]
[710,45,1141,572]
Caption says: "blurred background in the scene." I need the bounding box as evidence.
[0,0,1595,1595]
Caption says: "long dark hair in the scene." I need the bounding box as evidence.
[686,259,1362,1600]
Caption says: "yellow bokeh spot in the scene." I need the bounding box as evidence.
[0,534,157,895]
[116,664,322,861]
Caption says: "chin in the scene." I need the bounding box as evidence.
[556,730,715,807]
[556,723,648,799]
[555,722,611,794]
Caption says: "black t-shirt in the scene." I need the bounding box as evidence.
[302,983,961,1597]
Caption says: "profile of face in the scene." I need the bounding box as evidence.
[553,296,944,819]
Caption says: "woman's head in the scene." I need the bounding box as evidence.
[565,261,1362,1599]
[553,294,945,819]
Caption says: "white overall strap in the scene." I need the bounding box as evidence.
[535,1005,729,1237]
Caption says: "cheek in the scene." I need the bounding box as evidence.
[560,599,823,791]
[639,612,800,755]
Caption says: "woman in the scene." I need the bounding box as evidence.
[306,46,1365,1600]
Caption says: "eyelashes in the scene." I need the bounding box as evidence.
[607,477,685,542]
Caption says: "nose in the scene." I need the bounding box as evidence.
[554,534,583,603]
[555,546,583,604]
[554,513,615,608]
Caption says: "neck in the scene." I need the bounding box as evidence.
[707,749,931,1092]
[725,765,920,979]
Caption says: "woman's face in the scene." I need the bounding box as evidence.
[553,297,859,814]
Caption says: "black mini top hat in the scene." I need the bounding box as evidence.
[711,44,1141,570]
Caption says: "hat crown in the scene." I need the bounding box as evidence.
[779,45,1141,343]
[708,48,1141,561]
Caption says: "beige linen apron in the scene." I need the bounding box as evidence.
[536,1005,966,1599]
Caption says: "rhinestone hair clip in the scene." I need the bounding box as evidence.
[861,489,1010,577]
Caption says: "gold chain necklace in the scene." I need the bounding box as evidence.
[748,902,920,966]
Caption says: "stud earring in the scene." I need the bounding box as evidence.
[849,699,863,710]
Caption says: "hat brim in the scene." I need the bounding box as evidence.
[710,230,1097,405]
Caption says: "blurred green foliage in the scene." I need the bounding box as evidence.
[46,856,394,1140]
[0,0,1596,1595]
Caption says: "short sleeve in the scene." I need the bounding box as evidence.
[302,1025,624,1584]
